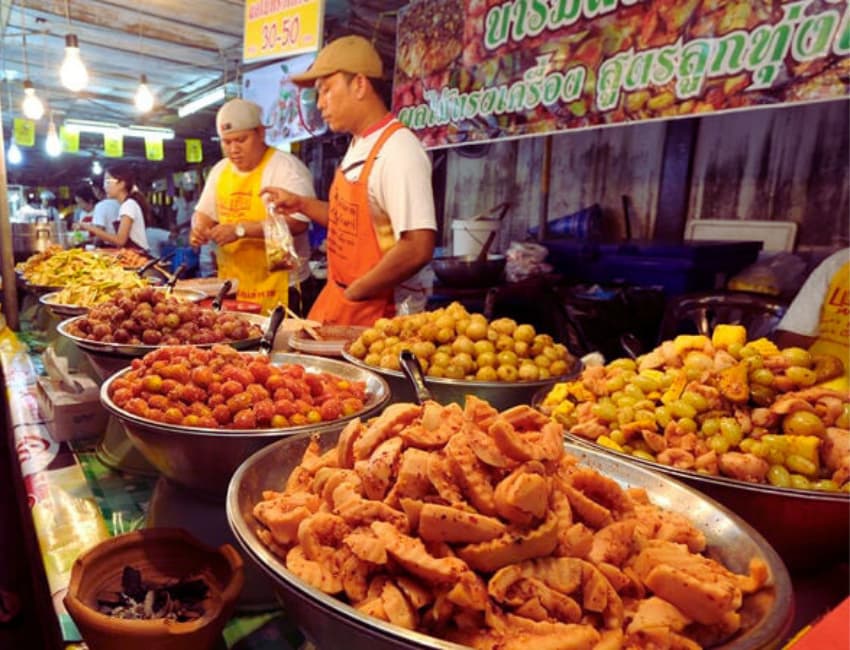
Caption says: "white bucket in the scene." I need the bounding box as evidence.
[451,219,500,256]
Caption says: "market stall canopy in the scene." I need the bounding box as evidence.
[0,0,405,185]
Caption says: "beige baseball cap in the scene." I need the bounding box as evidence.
[216,99,264,136]
[290,35,383,87]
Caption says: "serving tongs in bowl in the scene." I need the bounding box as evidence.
[212,280,233,311]
[399,349,434,404]
[136,249,176,278]
[260,305,285,355]
[165,263,188,295]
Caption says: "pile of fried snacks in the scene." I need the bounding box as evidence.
[253,397,772,649]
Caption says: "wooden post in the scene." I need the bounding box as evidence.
[538,135,552,242]
[0,102,20,331]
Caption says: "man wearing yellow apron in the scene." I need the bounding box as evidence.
[261,35,437,327]
[190,99,316,314]
[775,248,850,391]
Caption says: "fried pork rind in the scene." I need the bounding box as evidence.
[253,398,772,648]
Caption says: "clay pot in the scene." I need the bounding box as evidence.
[64,528,244,650]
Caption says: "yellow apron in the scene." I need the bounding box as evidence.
[810,261,850,391]
[215,148,288,314]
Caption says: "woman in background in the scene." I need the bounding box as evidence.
[78,164,150,250]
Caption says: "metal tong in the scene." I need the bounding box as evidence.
[211,280,233,311]
[137,249,176,277]
[165,263,188,294]
[259,305,285,355]
[399,349,434,405]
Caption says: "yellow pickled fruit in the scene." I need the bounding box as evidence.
[497,350,518,367]
[360,327,381,346]
[712,324,747,349]
[673,334,710,354]
[514,323,536,343]
[785,366,817,388]
[451,335,475,356]
[782,410,825,437]
[750,384,776,407]
[491,317,517,335]
[475,366,498,381]
[518,361,540,381]
[767,465,791,488]
[473,339,495,356]
[349,339,367,358]
[496,364,518,382]
[781,346,813,368]
[747,338,780,356]
[685,351,714,372]
[476,351,497,369]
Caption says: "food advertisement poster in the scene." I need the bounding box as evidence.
[392,0,850,148]
[242,52,328,147]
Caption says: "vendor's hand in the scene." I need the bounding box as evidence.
[189,226,209,247]
[208,222,240,246]
[260,186,302,214]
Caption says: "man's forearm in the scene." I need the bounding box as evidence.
[345,230,435,301]
[295,197,330,228]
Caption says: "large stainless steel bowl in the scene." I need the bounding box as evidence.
[101,353,390,497]
[227,429,793,650]
[531,384,850,571]
[341,345,582,410]
[57,311,268,358]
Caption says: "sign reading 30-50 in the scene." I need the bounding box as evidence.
[243,0,324,62]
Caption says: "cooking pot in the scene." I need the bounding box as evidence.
[432,253,506,288]
[12,221,62,262]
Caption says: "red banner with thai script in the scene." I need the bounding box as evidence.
[392,0,850,148]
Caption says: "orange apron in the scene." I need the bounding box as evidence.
[308,122,402,326]
[810,260,849,391]
[215,148,289,314]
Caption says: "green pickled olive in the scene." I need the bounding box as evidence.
[617,406,635,425]
[591,401,618,422]
[767,465,792,488]
[750,384,777,407]
[727,342,744,359]
[632,374,661,393]
[744,354,764,371]
[609,429,627,446]
[781,346,812,368]
[708,435,730,454]
[720,418,743,447]
[634,409,656,423]
[701,418,720,437]
[623,383,646,400]
[609,358,637,371]
[670,400,697,420]
[782,410,825,437]
[785,366,817,387]
[633,399,656,412]
[632,449,656,462]
[789,474,812,490]
[615,395,637,409]
[750,368,775,386]
[786,453,817,477]
[677,417,698,434]
[681,390,709,412]
[812,479,840,492]
[605,376,626,393]
[655,405,672,428]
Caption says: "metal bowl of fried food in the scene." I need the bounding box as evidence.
[101,353,390,497]
[39,291,89,317]
[227,426,793,650]
[341,345,582,410]
[531,386,850,572]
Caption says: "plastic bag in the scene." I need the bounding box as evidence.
[263,209,300,272]
[727,252,807,297]
[505,241,552,282]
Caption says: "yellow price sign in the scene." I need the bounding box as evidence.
[13,118,35,147]
[243,0,323,62]
[185,138,203,163]
[145,137,164,161]
[103,131,123,157]
[60,126,80,153]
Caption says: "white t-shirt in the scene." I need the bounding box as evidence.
[119,197,150,250]
[92,199,119,233]
[340,119,437,309]
[777,248,850,335]
[196,149,314,284]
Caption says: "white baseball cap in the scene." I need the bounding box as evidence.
[216,99,265,136]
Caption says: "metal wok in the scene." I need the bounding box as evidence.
[100,352,390,497]
[227,429,793,650]
[531,386,850,571]
[341,344,581,410]
[431,253,506,289]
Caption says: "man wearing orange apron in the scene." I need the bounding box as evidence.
[190,99,316,314]
[261,35,437,327]
[775,248,850,390]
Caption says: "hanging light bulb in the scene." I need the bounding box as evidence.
[60,34,88,92]
[92,159,102,175]
[22,80,45,120]
[7,140,23,165]
[134,74,155,113]
[45,115,62,157]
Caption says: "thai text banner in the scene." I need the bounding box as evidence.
[391,0,850,149]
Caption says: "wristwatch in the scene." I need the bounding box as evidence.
[234,223,246,239]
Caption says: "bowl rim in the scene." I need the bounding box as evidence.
[226,433,795,650]
[100,351,392,437]
[64,528,243,633]
[341,343,583,390]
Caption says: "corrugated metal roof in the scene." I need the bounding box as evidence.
[1,0,406,186]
